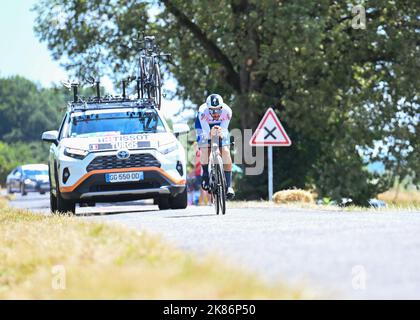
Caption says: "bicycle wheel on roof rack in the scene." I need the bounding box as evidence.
[139,58,146,99]
[151,63,161,109]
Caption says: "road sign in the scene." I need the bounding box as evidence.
[249,108,291,201]
[249,108,291,146]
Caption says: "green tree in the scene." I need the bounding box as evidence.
[0,142,50,184]
[0,76,65,143]
[0,76,66,183]
[33,0,419,204]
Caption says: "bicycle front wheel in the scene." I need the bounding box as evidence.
[210,165,220,215]
[216,163,226,215]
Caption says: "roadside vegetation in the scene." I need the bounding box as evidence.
[229,187,420,211]
[272,189,315,205]
[0,141,50,184]
[378,188,420,208]
[0,76,67,183]
[0,196,308,299]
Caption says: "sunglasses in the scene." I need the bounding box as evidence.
[209,108,222,115]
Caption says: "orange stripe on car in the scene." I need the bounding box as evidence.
[60,167,186,193]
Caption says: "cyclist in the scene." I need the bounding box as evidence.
[195,94,234,199]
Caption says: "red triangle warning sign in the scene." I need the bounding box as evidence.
[249,108,291,146]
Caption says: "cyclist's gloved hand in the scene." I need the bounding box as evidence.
[211,126,223,138]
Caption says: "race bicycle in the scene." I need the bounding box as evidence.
[207,134,227,215]
[137,35,170,109]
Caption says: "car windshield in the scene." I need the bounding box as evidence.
[23,170,48,177]
[66,109,166,138]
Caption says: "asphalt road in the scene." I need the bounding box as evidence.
[9,193,420,299]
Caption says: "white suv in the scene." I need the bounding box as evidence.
[42,99,189,214]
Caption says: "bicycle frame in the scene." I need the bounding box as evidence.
[208,134,226,215]
[136,36,167,109]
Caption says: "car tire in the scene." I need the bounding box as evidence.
[50,189,58,213]
[158,195,170,210]
[21,184,27,196]
[54,172,75,215]
[169,187,188,209]
[7,185,14,195]
[55,188,76,215]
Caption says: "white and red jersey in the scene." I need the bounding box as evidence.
[195,103,232,142]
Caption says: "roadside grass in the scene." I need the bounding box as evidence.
[378,188,420,208]
[0,197,309,299]
[227,187,419,212]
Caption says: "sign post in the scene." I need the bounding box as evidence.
[268,146,273,200]
[249,107,291,201]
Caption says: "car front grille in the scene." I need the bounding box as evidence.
[87,153,161,172]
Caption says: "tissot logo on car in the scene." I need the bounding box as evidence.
[117,150,130,160]
[97,134,149,144]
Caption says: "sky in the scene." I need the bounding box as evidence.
[0,0,188,119]
[0,0,67,86]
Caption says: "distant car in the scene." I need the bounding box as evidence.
[6,164,50,196]
[368,199,387,208]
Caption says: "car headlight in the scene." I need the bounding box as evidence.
[64,147,89,160]
[159,142,178,155]
[24,179,36,185]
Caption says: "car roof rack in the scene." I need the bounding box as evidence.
[69,98,157,112]
[62,78,158,112]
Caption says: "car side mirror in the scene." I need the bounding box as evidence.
[42,130,59,145]
[173,123,189,138]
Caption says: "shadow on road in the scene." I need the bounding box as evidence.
[11,196,48,202]
[77,208,159,217]
[166,214,216,219]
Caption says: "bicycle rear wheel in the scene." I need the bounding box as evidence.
[139,58,146,98]
[151,63,162,109]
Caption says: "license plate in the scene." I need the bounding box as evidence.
[105,172,144,183]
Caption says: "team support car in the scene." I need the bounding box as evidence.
[42,99,189,214]
[6,164,50,196]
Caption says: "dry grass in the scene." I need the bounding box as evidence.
[273,189,315,204]
[0,197,309,299]
[378,188,420,207]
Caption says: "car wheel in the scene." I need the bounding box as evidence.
[55,187,76,215]
[21,184,27,196]
[158,195,170,210]
[7,185,14,195]
[54,173,75,215]
[50,188,57,213]
[169,187,188,209]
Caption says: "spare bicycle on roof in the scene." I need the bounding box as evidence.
[62,34,170,111]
